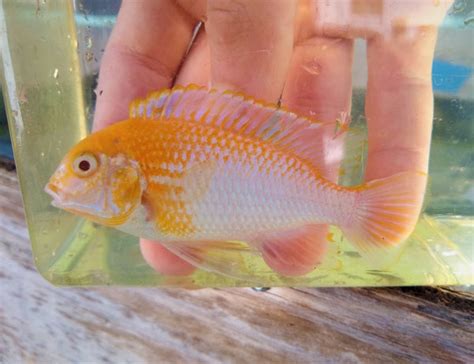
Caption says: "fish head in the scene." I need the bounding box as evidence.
[45,139,146,226]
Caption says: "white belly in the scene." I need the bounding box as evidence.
[188,160,318,240]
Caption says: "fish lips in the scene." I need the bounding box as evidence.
[44,180,120,225]
[44,182,64,209]
[44,181,89,212]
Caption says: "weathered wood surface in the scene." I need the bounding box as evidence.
[0,167,473,363]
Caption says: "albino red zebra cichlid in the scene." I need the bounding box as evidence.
[45,85,427,276]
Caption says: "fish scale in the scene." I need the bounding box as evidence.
[125,119,320,239]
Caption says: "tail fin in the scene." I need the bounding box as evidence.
[342,171,428,251]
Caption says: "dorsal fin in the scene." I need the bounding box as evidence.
[129,84,342,175]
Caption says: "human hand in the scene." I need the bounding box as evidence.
[93,0,451,276]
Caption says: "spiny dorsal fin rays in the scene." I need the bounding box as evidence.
[129,84,344,175]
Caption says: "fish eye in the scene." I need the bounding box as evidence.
[72,153,98,177]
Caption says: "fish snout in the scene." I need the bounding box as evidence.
[44,180,65,207]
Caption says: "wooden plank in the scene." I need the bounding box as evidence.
[0,167,473,363]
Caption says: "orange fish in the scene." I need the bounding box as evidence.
[45,85,426,276]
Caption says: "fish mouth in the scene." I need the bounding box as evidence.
[44,182,64,208]
[44,182,96,219]
[44,182,89,213]
[44,181,124,226]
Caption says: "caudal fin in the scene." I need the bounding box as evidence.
[342,171,428,251]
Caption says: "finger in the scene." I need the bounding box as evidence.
[93,0,200,130]
[283,37,354,184]
[283,36,353,123]
[140,240,197,276]
[283,1,353,124]
[261,232,329,277]
[206,0,297,99]
[140,30,211,276]
[365,25,439,240]
[206,0,306,276]
[365,25,438,181]
[267,2,354,276]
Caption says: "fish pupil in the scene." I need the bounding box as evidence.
[78,160,90,171]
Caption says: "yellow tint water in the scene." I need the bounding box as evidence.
[1,1,472,287]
